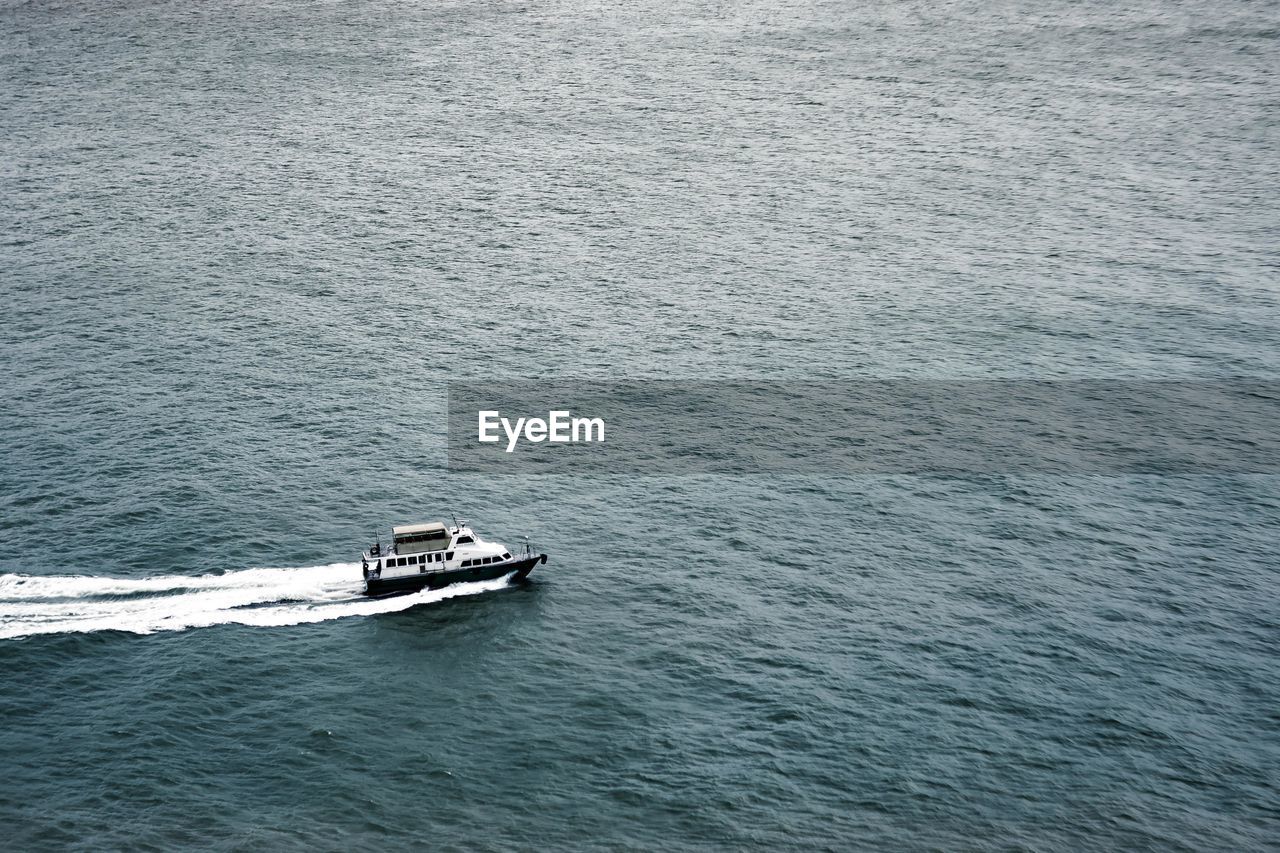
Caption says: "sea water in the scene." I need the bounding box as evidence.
[2,0,1278,848]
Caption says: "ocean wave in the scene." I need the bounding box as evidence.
[0,565,514,639]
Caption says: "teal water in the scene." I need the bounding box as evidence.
[2,0,1279,849]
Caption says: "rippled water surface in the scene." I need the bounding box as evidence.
[2,0,1279,849]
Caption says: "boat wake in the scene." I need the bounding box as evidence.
[0,564,516,640]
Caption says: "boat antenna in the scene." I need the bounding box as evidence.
[451,512,460,530]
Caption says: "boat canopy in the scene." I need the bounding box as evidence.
[393,521,450,554]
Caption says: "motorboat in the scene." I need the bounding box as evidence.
[361,520,546,597]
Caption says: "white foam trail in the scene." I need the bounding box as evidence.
[0,564,516,640]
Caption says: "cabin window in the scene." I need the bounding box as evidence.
[455,535,475,544]
[461,559,472,567]
[482,557,492,564]
[502,553,511,560]
[445,551,454,561]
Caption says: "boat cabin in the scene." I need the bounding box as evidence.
[362,521,517,581]
[393,521,451,554]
